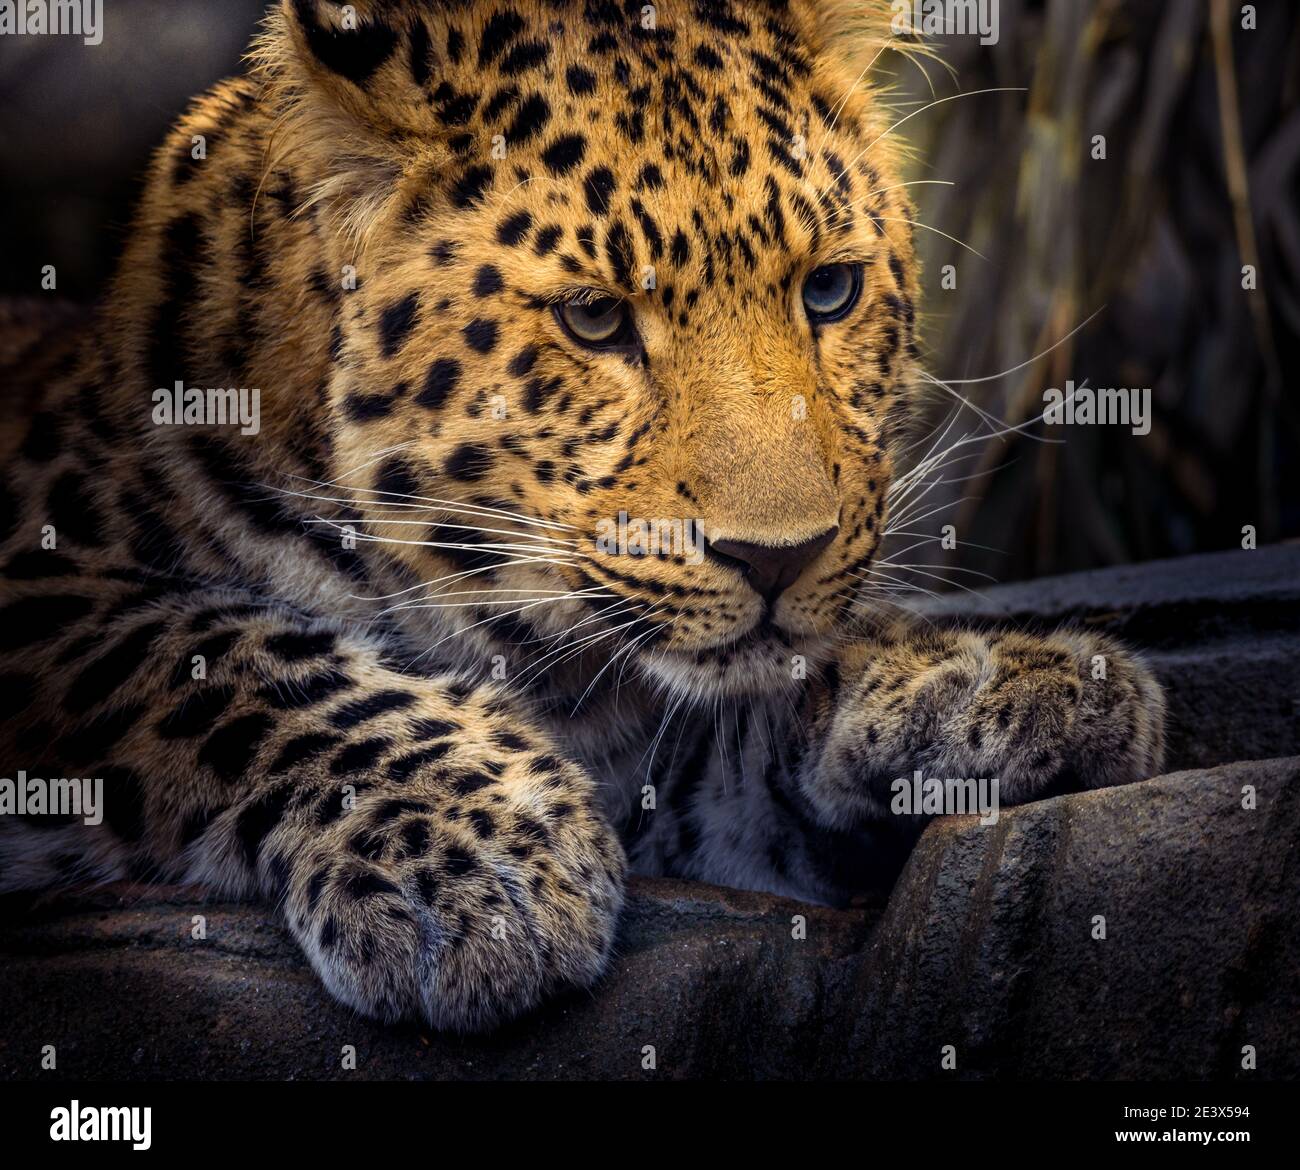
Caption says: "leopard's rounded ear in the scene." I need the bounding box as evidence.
[788,0,937,141]
[258,0,449,137]
[286,0,404,89]
[790,0,920,67]
[254,1,456,230]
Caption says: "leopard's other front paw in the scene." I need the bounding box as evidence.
[1045,628,1167,791]
[804,627,1166,826]
[278,757,626,1033]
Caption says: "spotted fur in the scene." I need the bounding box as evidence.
[0,0,1164,1030]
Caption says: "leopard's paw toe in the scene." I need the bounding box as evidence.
[284,783,625,1032]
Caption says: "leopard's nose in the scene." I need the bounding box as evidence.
[707,527,838,601]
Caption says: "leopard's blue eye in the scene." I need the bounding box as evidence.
[802,263,862,323]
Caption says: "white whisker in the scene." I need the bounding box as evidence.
[833,87,1026,186]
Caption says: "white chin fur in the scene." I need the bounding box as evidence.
[639,636,826,704]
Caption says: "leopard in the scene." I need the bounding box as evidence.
[0,0,1166,1032]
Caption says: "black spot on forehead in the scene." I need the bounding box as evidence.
[473,264,504,297]
[291,0,399,87]
[756,105,795,143]
[505,93,551,143]
[344,391,395,422]
[378,293,420,358]
[605,219,637,293]
[541,133,587,176]
[477,10,525,67]
[375,456,421,499]
[430,239,459,265]
[763,176,787,244]
[507,346,539,377]
[822,148,853,193]
[416,358,462,410]
[500,39,549,76]
[566,64,597,95]
[483,86,521,122]
[695,2,750,37]
[463,319,500,354]
[48,472,104,548]
[730,138,751,177]
[613,88,648,145]
[630,199,664,259]
[694,44,725,72]
[709,96,731,135]
[497,210,533,246]
[767,135,801,179]
[636,163,665,192]
[0,595,92,652]
[445,443,495,482]
[524,375,562,413]
[584,166,617,215]
[433,83,478,126]
[451,165,493,209]
[533,225,564,255]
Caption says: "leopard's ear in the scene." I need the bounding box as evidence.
[262,1,449,131]
[790,0,925,67]
[788,0,938,146]
[254,1,457,234]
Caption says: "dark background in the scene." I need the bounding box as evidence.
[1,0,1296,585]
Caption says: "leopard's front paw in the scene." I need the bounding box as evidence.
[804,628,1166,826]
[282,761,625,1032]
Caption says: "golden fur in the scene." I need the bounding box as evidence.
[0,1,1164,1030]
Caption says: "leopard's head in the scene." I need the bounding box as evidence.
[267,0,922,701]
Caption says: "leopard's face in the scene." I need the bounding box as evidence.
[286,0,920,700]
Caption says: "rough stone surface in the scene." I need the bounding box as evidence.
[2,546,1297,1079]
[848,757,1299,1079]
